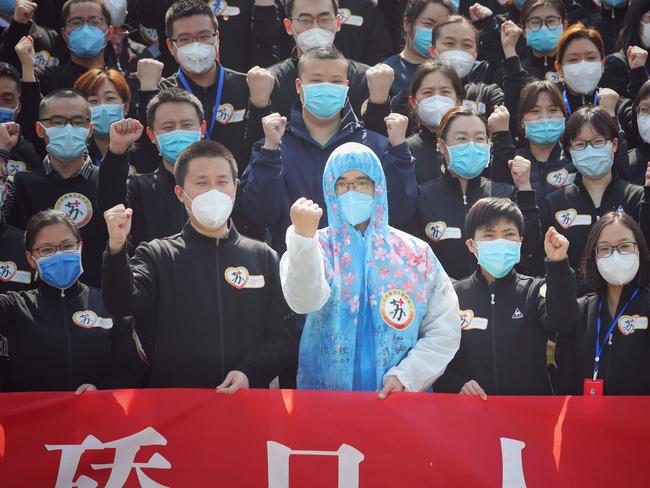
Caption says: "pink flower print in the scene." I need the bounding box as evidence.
[372,235,385,247]
[349,295,360,313]
[416,291,426,303]
[380,267,390,278]
[342,288,351,301]
[387,252,402,266]
[333,241,342,255]
[387,282,397,290]
[341,252,352,267]
[353,318,358,325]
[373,247,387,261]
[327,174,335,183]
[369,294,377,306]
[393,268,404,279]
[343,272,355,286]
[333,226,341,237]
[375,185,383,196]
[403,280,416,294]
[343,233,351,245]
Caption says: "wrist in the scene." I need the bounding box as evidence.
[504,47,517,59]
[140,80,158,91]
[369,91,389,105]
[517,183,532,191]
[293,227,316,238]
[108,239,125,255]
[262,139,279,151]
[389,138,405,147]
[250,95,271,109]
[108,143,128,156]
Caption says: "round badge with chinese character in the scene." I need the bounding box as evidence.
[54,193,93,228]
[72,310,98,329]
[380,290,415,330]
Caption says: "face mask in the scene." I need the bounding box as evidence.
[597,251,639,286]
[176,42,216,75]
[0,106,17,123]
[474,239,521,279]
[69,24,107,58]
[186,188,233,229]
[417,95,456,128]
[638,114,650,143]
[600,0,626,6]
[514,0,525,7]
[641,22,650,49]
[562,61,601,95]
[302,82,349,119]
[0,0,15,13]
[295,27,335,52]
[570,142,613,178]
[449,0,460,10]
[438,50,475,79]
[36,251,83,290]
[338,191,373,226]
[413,26,432,57]
[106,0,128,28]
[526,26,563,53]
[156,130,202,164]
[91,104,124,136]
[446,141,491,179]
[44,125,89,161]
[524,117,565,145]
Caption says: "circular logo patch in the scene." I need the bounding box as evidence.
[380,290,415,330]
[72,310,98,329]
[54,193,93,228]
[0,261,17,282]
[425,221,447,242]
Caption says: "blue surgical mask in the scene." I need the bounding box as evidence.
[570,142,613,178]
[36,250,83,290]
[514,0,525,7]
[474,239,521,279]
[44,124,89,161]
[0,0,15,13]
[446,141,491,179]
[91,104,124,136]
[302,82,349,120]
[338,191,373,226]
[69,24,107,58]
[600,0,626,7]
[413,26,432,57]
[156,129,202,164]
[524,118,565,145]
[0,106,17,123]
[526,26,563,53]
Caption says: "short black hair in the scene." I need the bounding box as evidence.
[581,211,650,293]
[146,87,204,128]
[465,197,524,239]
[0,62,21,94]
[285,0,338,17]
[38,89,90,120]
[561,106,619,161]
[25,209,81,251]
[432,15,479,46]
[165,0,219,38]
[175,140,238,186]
[61,0,112,26]
[297,46,349,77]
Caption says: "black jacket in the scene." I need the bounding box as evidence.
[101,223,296,388]
[0,281,145,392]
[436,259,577,395]
[0,212,33,294]
[406,128,441,184]
[557,285,650,395]
[627,142,650,186]
[601,50,650,101]
[0,136,42,174]
[0,18,68,71]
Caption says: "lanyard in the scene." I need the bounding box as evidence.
[563,88,598,117]
[177,64,225,140]
[593,287,640,380]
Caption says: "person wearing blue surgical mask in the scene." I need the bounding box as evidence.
[519,0,567,80]
[0,209,146,393]
[383,0,452,97]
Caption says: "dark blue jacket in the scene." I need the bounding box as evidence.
[241,102,416,253]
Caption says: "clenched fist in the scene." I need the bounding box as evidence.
[366,63,395,105]
[13,0,37,24]
[508,156,532,191]
[262,112,286,150]
[469,3,493,22]
[0,122,21,152]
[108,118,143,155]
[627,46,648,70]
[105,204,133,254]
[385,113,408,146]
[597,88,619,118]
[247,66,275,108]
[544,226,569,262]
[290,197,323,238]
[487,105,510,133]
[136,58,164,91]
[500,20,522,59]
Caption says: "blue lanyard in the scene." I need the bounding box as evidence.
[177,64,225,140]
[593,287,640,380]
[563,88,598,117]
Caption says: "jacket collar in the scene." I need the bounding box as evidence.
[471,267,518,289]
[286,100,361,147]
[37,279,84,299]
[156,163,176,187]
[181,219,240,249]
[442,166,483,192]
[43,155,94,180]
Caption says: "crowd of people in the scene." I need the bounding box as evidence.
[1,0,650,398]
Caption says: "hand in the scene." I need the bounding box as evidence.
[508,155,532,191]
[385,113,408,146]
[13,0,37,24]
[261,112,286,150]
[109,118,144,155]
[290,197,323,238]
[254,0,275,5]
[0,122,21,152]
[247,66,275,109]
[469,3,493,22]
[487,105,510,133]
[500,20,522,59]
[216,370,249,394]
[104,204,132,254]
[75,383,98,395]
[14,35,35,72]
[378,375,404,399]
[544,226,569,262]
[645,161,650,187]
[460,380,487,400]
[598,87,619,117]
[627,46,648,70]
[136,58,164,91]
[366,63,395,105]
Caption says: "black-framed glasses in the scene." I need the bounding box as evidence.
[595,242,638,258]
[335,178,374,193]
[569,137,609,151]
[290,13,337,28]
[32,240,80,258]
[40,116,91,128]
[170,31,218,47]
[66,16,108,30]
[525,16,562,31]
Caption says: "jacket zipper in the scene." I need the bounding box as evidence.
[215,239,226,382]
[605,333,613,393]
[61,288,73,390]
[489,282,499,394]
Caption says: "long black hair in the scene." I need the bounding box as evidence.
[617,0,650,51]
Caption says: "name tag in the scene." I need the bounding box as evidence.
[216,104,245,125]
[555,208,592,229]
[460,310,488,331]
[210,0,240,17]
[425,221,462,242]
[0,261,31,284]
[72,310,113,329]
[545,72,562,83]
[339,9,364,26]
[462,100,486,114]
[225,266,266,289]
[5,160,27,175]
[546,169,575,188]
[618,315,648,335]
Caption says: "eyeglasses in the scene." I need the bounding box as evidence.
[40,116,91,128]
[290,14,337,29]
[445,135,490,145]
[638,106,650,116]
[66,16,108,30]
[595,242,637,258]
[569,137,609,151]
[335,178,374,193]
[525,16,562,31]
[32,240,80,258]
[170,31,218,47]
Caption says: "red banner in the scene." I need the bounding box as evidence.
[0,389,647,487]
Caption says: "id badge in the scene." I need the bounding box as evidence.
[583,379,604,396]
